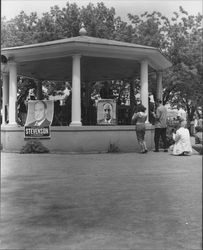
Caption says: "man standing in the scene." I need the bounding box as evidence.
[153,99,168,152]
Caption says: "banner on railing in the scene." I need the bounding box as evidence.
[24,100,53,138]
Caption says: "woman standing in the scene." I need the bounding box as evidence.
[132,105,148,153]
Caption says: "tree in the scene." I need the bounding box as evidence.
[1,11,39,47]
[127,7,203,125]
[113,16,134,42]
[81,2,116,39]
[161,8,203,125]
[1,3,202,126]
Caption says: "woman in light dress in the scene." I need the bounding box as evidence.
[171,119,192,156]
[132,105,148,154]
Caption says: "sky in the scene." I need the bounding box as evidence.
[2,0,203,21]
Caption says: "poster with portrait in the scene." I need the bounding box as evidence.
[97,99,117,125]
[24,100,54,138]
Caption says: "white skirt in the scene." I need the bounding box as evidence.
[172,128,192,155]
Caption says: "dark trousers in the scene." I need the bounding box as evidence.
[154,128,167,150]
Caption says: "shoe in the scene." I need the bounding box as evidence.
[144,149,148,153]
[164,149,168,152]
[153,150,159,152]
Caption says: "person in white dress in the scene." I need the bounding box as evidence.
[172,119,192,156]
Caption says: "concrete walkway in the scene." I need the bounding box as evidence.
[1,149,202,250]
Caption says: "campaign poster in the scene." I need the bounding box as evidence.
[97,99,117,125]
[24,100,54,138]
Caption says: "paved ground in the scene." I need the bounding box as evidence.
[1,148,202,250]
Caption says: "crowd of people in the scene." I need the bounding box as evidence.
[15,87,197,156]
[131,97,193,156]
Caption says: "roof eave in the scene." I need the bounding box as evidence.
[1,36,172,70]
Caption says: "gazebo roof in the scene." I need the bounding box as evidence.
[1,35,172,81]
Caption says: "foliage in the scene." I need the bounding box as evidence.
[1,2,119,46]
[161,8,203,123]
[1,3,202,125]
[113,17,134,42]
[81,2,116,39]
[20,139,49,154]
[128,11,168,48]
[107,143,120,153]
[1,12,39,47]
[128,7,203,123]
[43,80,67,96]
[17,77,37,100]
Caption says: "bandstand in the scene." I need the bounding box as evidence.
[1,31,171,153]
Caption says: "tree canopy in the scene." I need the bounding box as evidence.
[1,2,203,122]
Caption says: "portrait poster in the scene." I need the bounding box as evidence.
[97,99,117,125]
[24,100,54,138]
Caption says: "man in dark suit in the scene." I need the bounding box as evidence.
[27,100,51,127]
[153,99,168,152]
[98,102,117,125]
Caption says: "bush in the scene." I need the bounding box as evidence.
[108,143,120,153]
[20,139,49,154]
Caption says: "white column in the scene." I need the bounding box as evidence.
[140,60,149,122]
[70,55,82,126]
[2,72,9,125]
[156,71,163,101]
[8,61,18,125]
